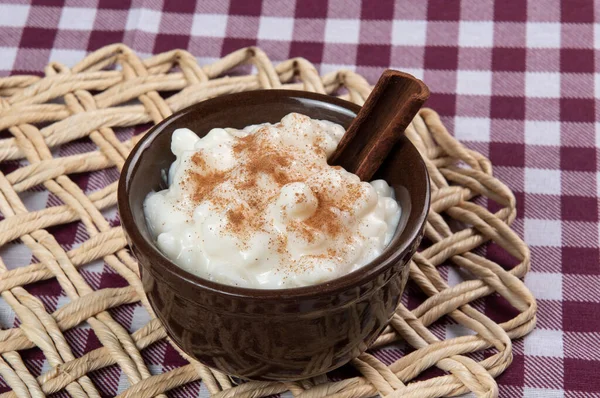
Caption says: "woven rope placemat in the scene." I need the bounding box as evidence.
[0,44,537,398]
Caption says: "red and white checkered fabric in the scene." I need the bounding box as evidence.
[0,0,598,397]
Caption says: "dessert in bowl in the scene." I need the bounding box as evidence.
[118,90,430,380]
[144,112,402,289]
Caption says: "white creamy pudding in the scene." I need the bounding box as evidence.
[144,113,401,289]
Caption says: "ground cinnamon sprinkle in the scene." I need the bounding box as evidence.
[288,221,318,243]
[226,208,246,231]
[187,169,227,203]
[185,126,304,237]
[303,191,344,238]
[182,120,361,264]
[233,129,296,188]
[191,152,208,169]
[340,184,364,213]
[305,248,338,260]
[246,151,292,186]
[274,234,288,255]
[232,131,259,155]
[312,135,326,157]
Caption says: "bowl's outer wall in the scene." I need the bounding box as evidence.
[119,91,429,380]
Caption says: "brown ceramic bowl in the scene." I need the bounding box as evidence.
[118,90,430,381]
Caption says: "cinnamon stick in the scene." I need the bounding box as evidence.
[329,69,430,181]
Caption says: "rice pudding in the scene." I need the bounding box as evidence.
[143,113,401,289]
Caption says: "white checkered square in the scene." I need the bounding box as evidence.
[58,7,97,30]
[526,72,560,98]
[21,190,49,212]
[126,8,161,33]
[524,329,563,357]
[454,117,491,142]
[324,19,360,44]
[391,20,427,46]
[526,22,561,48]
[192,14,228,37]
[0,299,15,328]
[196,56,221,66]
[446,324,476,339]
[456,70,492,95]
[447,267,465,287]
[117,372,130,396]
[0,243,32,270]
[0,4,29,27]
[458,21,494,47]
[399,67,424,79]
[320,63,356,75]
[0,47,17,71]
[525,120,561,145]
[524,219,562,247]
[40,358,51,379]
[130,304,151,333]
[49,49,88,67]
[258,17,293,41]
[525,168,561,195]
[523,388,564,398]
[125,8,140,31]
[56,295,71,311]
[525,272,562,300]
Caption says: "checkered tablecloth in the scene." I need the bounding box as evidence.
[0,0,598,397]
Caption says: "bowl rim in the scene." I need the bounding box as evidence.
[118,89,430,300]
